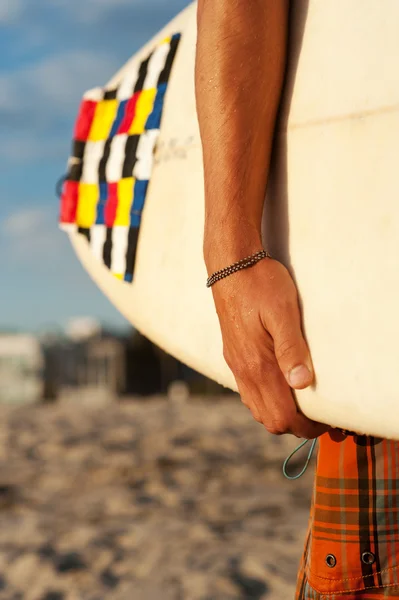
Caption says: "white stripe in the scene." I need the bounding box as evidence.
[81,141,105,184]
[133,129,159,180]
[111,226,129,275]
[90,225,107,261]
[143,42,170,90]
[83,87,103,102]
[106,134,128,183]
[60,223,77,233]
[117,62,140,101]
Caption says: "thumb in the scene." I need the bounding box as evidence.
[267,304,314,390]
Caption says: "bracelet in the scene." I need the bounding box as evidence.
[206,249,272,288]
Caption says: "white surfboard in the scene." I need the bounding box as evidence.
[60,1,399,439]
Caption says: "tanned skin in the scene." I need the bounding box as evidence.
[195,0,328,439]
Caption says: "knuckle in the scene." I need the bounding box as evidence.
[232,361,247,380]
[246,354,275,378]
[224,346,277,382]
[252,413,263,424]
[266,427,284,436]
[240,396,250,408]
[268,295,298,325]
[239,398,262,424]
[271,288,295,309]
[266,417,289,436]
[245,360,262,378]
[274,338,298,362]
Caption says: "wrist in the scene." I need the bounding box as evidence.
[203,221,263,274]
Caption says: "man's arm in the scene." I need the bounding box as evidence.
[196,0,288,264]
[195,0,327,438]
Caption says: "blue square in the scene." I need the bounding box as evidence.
[145,84,167,130]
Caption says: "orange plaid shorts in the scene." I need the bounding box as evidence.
[296,432,399,599]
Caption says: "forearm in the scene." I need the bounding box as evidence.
[195,0,289,269]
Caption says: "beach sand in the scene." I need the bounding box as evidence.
[0,396,314,600]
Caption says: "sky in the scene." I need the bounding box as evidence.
[0,0,189,332]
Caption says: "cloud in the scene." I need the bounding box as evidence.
[32,51,119,109]
[2,206,63,264]
[58,0,152,22]
[0,77,18,112]
[0,0,189,165]
[0,50,119,164]
[0,0,22,23]
[2,0,186,27]
[3,208,47,237]
[0,50,119,124]
[0,0,190,328]
[0,135,68,163]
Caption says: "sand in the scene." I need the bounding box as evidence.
[0,396,315,600]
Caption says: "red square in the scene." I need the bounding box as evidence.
[74,99,98,141]
[118,92,140,134]
[105,182,118,227]
[60,180,79,224]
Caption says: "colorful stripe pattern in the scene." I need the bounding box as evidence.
[296,433,399,598]
[60,33,181,282]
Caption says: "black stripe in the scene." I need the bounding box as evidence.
[314,526,396,537]
[370,439,383,586]
[134,53,152,93]
[158,36,180,86]
[103,88,117,100]
[99,138,112,183]
[125,227,139,279]
[73,140,86,160]
[68,162,83,182]
[316,475,385,489]
[103,228,113,269]
[78,227,91,242]
[356,437,374,581]
[68,140,85,182]
[122,135,139,178]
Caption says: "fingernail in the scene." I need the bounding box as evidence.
[289,365,312,388]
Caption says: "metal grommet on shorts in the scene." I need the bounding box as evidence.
[325,554,337,568]
[362,551,376,565]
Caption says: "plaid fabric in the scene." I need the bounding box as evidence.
[59,33,181,283]
[296,433,399,599]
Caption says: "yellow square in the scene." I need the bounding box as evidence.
[77,183,99,228]
[114,273,124,280]
[89,99,118,142]
[115,178,135,226]
[129,89,157,135]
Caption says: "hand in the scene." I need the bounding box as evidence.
[210,257,330,439]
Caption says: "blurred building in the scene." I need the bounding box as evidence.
[0,320,229,405]
[42,319,228,402]
[43,330,126,401]
[0,334,43,404]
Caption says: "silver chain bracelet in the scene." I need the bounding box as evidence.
[206,249,272,288]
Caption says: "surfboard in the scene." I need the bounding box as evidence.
[60,1,399,440]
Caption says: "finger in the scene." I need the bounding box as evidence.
[240,368,328,439]
[250,351,327,438]
[237,353,302,434]
[289,389,331,438]
[236,380,263,424]
[289,411,330,440]
[266,298,314,390]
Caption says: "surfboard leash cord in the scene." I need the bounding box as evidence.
[283,438,318,480]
